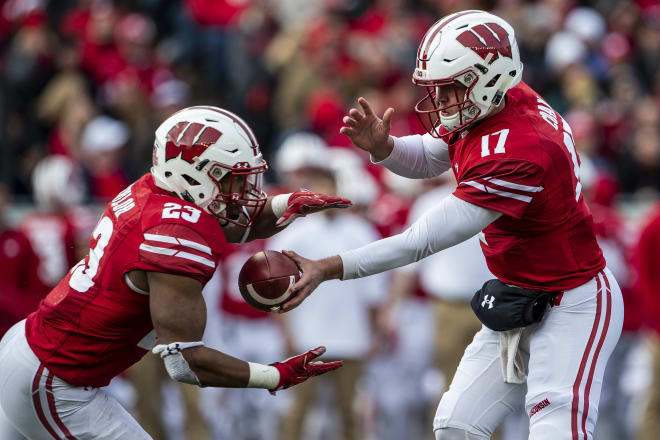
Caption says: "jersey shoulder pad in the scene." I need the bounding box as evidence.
[135,194,227,283]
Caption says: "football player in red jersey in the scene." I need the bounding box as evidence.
[0,106,349,439]
[281,10,623,440]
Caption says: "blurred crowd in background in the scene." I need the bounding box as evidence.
[1,0,660,439]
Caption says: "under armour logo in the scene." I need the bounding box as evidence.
[167,343,181,355]
[482,295,495,309]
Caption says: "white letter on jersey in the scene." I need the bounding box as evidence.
[112,186,135,219]
[69,216,114,293]
[537,98,558,131]
[560,118,582,201]
[481,129,509,157]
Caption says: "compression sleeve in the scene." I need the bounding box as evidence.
[372,133,451,178]
[340,195,501,279]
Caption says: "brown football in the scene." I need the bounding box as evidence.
[238,250,301,313]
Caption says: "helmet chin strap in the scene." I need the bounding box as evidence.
[220,205,252,243]
[440,111,462,131]
[238,206,251,243]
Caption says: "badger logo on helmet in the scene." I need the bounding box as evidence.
[152,106,267,228]
[413,10,523,140]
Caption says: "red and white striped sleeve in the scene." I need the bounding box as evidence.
[136,223,217,284]
[454,159,544,219]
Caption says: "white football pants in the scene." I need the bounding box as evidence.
[0,320,152,440]
[433,268,624,440]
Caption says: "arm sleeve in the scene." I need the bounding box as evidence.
[340,195,501,279]
[454,159,545,219]
[372,133,451,178]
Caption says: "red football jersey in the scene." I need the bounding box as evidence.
[0,228,40,335]
[25,174,228,387]
[20,212,78,297]
[450,82,605,291]
[217,241,270,319]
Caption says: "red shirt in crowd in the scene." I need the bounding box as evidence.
[0,228,39,335]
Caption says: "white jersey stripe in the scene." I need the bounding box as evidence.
[139,243,177,256]
[484,177,544,193]
[139,244,215,269]
[177,238,212,255]
[175,251,215,268]
[143,233,178,244]
[462,180,533,203]
[143,233,212,255]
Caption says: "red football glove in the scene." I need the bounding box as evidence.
[275,191,352,227]
[269,346,343,393]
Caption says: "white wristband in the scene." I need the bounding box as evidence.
[271,193,292,218]
[247,362,280,389]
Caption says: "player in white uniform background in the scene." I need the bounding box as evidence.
[268,134,387,440]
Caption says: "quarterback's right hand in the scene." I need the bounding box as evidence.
[340,97,395,161]
[270,346,342,393]
[279,251,343,312]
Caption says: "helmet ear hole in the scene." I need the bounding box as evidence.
[181,174,201,186]
[485,74,501,88]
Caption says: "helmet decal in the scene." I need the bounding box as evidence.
[456,22,512,64]
[165,121,223,163]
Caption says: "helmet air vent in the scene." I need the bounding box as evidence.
[182,174,201,186]
[196,158,210,171]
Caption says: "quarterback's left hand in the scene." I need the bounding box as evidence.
[275,191,352,227]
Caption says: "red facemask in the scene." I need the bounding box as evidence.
[413,68,480,140]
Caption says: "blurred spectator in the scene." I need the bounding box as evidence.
[0,184,39,337]
[200,240,287,440]
[127,353,211,440]
[20,156,90,298]
[634,203,660,440]
[269,147,386,440]
[370,176,493,439]
[80,114,130,200]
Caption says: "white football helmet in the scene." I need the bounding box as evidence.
[152,106,267,227]
[32,155,85,210]
[413,10,523,139]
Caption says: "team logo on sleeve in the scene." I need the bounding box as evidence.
[456,22,512,64]
[165,122,223,164]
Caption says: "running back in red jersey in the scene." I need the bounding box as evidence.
[449,82,605,291]
[25,174,228,387]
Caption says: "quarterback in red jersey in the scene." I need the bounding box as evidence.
[282,10,623,440]
[0,106,349,439]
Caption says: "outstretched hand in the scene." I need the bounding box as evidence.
[270,346,342,393]
[339,97,395,161]
[276,191,352,228]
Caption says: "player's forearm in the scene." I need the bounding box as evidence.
[184,346,251,387]
[339,195,500,279]
[374,134,451,178]
[245,197,287,240]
